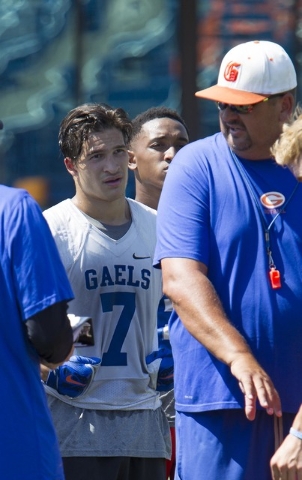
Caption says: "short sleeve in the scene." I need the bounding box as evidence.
[154,141,210,267]
[7,193,74,320]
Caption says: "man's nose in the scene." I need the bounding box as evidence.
[164,146,177,162]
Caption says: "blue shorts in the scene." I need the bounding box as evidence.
[175,409,295,480]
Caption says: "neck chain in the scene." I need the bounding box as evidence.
[230,149,299,289]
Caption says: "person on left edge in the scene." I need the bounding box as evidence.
[0,120,74,479]
[42,103,171,480]
[129,106,189,480]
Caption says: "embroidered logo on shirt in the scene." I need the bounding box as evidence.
[132,253,151,260]
[260,192,285,209]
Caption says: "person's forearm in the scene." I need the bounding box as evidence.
[161,257,281,420]
[162,258,251,366]
[40,345,74,374]
[26,301,73,364]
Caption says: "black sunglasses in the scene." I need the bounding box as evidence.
[216,94,285,115]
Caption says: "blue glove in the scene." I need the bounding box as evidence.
[146,347,174,392]
[45,355,101,398]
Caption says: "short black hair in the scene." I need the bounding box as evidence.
[130,106,189,143]
[59,103,132,162]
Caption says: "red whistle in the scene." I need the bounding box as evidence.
[269,268,281,289]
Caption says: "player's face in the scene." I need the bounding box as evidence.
[129,118,189,191]
[66,128,129,204]
[219,94,293,160]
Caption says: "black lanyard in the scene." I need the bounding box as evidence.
[230,149,299,289]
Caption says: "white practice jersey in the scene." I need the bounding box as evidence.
[44,198,162,411]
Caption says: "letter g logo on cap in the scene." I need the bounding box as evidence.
[224,62,241,82]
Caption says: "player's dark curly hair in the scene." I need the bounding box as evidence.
[59,103,133,163]
[130,106,189,144]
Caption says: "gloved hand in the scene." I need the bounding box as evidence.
[44,355,101,398]
[146,347,174,392]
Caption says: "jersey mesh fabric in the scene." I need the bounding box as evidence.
[48,396,171,459]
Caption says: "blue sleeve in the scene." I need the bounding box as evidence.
[8,193,74,320]
[154,141,211,267]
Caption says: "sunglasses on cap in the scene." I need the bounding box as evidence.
[216,94,285,115]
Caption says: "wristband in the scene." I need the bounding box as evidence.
[290,427,302,440]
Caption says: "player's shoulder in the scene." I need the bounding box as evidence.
[43,199,71,223]
[44,199,89,268]
[44,199,87,230]
[44,198,89,243]
[127,198,157,221]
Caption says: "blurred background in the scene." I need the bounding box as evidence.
[0,0,301,207]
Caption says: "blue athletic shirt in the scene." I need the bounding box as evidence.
[154,132,302,414]
[0,186,73,479]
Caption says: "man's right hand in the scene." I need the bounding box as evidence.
[161,258,282,421]
[230,352,282,421]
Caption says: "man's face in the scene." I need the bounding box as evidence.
[219,94,293,160]
[129,117,189,191]
[66,128,129,204]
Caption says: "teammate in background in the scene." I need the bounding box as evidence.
[43,103,171,480]
[0,122,74,479]
[129,107,189,209]
[154,40,302,480]
[129,106,189,480]
[270,108,302,479]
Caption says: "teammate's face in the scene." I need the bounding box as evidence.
[65,128,129,204]
[129,118,189,191]
[219,93,294,160]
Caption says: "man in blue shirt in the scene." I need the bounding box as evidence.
[154,40,302,480]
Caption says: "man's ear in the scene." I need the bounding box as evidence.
[128,150,137,171]
[64,157,78,177]
[279,93,295,123]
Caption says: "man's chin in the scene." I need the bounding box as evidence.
[226,133,251,153]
